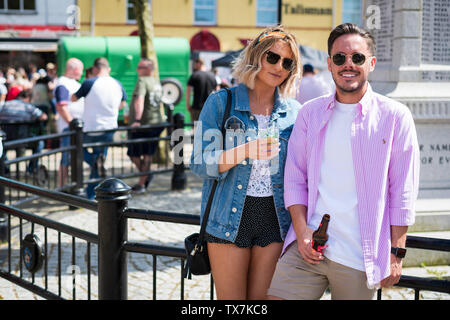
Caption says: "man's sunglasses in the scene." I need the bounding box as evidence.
[332,52,368,66]
[265,50,295,71]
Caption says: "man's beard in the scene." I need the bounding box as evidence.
[332,72,367,94]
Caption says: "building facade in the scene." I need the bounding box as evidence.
[0,0,79,68]
[78,0,364,52]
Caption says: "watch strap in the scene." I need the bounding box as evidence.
[391,247,407,258]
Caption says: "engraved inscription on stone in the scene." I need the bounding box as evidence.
[422,0,450,65]
[417,124,450,189]
[368,0,394,63]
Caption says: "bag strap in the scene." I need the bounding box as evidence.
[197,88,232,242]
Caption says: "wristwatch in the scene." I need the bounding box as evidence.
[391,247,407,259]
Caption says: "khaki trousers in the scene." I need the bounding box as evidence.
[267,241,376,300]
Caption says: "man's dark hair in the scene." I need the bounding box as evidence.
[327,23,376,56]
[17,89,32,100]
[194,58,204,65]
[93,57,110,69]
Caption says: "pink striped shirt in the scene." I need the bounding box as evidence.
[283,84,420,286]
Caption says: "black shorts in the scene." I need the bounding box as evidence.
[127,127,164,157]
[205,196,282,248]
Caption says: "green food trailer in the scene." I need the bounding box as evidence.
[57,36,190,122]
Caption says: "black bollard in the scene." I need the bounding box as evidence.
[0,129,7,242]
[96,178,131,300]
[171,113,187,190]
[69,118,84,199]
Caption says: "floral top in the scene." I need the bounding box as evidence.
[246,114,273,197]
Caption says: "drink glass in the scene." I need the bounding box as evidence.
[258,121,279,142]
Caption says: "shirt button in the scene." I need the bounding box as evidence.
[242,160,247,165]
[250,116,254,120]
[246,137,251,142]
[232,207,237,213]
[237,184,242,190]
[225,232,230,237]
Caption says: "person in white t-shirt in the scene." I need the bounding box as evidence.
[72,57,127,199]
[54,58,84,187]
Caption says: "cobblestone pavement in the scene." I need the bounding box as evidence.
[0,171,448,300]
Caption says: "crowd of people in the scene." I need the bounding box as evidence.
[0,56,163,200]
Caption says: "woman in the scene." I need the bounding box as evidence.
[190,26,302,300]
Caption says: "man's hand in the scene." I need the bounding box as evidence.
[297,227,324,265]
[380,254,402,288]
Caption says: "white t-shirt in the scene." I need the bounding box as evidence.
[74,76,127,132]
[307,101,365,272]
[54,76,84,133]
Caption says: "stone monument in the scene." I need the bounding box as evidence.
[365,0,450,198]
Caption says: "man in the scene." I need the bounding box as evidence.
[0,89,48,173]
[72,57,127,199]
[186,58,216,122]
[267,23,420,300]
[127,58,165,193]
[54,58,84,187]
[295,63,335,105]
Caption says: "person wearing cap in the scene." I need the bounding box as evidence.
[296,63,335,105]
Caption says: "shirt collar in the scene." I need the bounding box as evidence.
[326,82,373,117]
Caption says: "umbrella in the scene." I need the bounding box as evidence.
[211,49,243,68]
[299,45,329,70]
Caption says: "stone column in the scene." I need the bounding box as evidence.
[365,0,450,198]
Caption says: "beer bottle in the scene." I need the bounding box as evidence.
[312,214,330,253]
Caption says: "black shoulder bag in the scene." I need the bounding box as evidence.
[183,88,232,279]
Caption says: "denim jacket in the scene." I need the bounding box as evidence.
[190,84,301,242]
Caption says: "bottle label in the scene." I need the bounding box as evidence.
[312,240,326,254]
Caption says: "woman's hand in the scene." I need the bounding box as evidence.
[246,137,280,160]
[218,137,280,173]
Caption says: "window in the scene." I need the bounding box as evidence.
[193,0,216,25]
[257,0,278,26]
[0,0,36,12]
[342,0,362,26]
[127,0,152,24]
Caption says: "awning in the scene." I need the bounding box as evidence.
[0,38,58,52]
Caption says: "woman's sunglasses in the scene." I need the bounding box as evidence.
[332,52,368,66]
[265,50,295,71]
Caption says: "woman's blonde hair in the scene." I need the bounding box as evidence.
[231,26,302,98]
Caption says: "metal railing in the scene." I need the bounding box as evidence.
[0,113,449,300]
[1,174,449,300]
[0,110,188,207]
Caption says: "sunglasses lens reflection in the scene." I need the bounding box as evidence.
[332,53,366,66]
[266,51,294,71]
[352,53,366,65]
[266,51,280,64]
[332,53,346,66]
